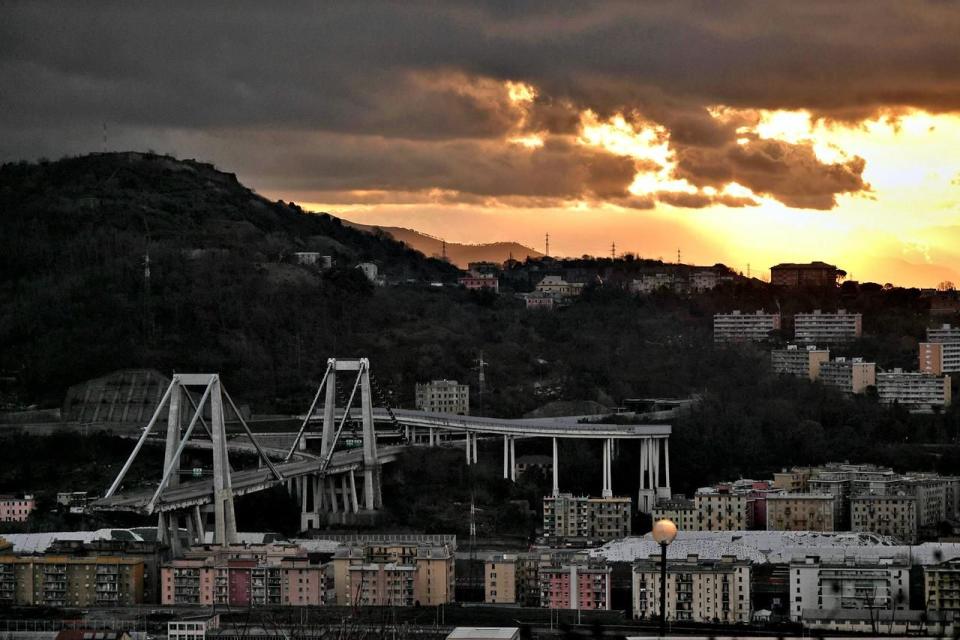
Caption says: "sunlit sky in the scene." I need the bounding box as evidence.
[299,103,960,286]
[5,3,960,287]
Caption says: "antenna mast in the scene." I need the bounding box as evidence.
[545,233,550,258]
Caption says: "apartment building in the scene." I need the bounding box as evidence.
[535,275,584,298]
[414,380,470,415]
[771,345,830,380]
[458,273,499,293]
[694,486,752,531]
[652,496,698,532]
[924,558,960,615]
[877,370,951,413]
[818,357,876,394]
[850,495,919,544]
[542,494,632,541]
[484,553,540,606]
[161,544,327,607]
[0,495,35,523]
[770,262,841,288]
[919,326,960,374]
[633,554,751,624]
[524,292,555,310]
[713,310,781,343]
[772,468,812,493]
[794,309,862,344]
[0,555,144,607]
[789,555,910,622]
[766,494,839,532]
[539,555,611,610]
[902,476,956,529]
[332,542,454,606]
[48,538,163,604]
[630,273,680,294]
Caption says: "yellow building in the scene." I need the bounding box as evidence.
[0,555,144,607]
[925,558,960,614]
[766,494,838,531]
[332,542,454,606]
[694,488,751,531]
[652,497,697,531]
[633,554,751,623]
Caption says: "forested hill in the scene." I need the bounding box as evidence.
[0,152,457,280]
[0,152,457,401]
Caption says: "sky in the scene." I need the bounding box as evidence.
[3,2,960,286]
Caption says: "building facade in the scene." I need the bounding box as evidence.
[794,309,862,344]
[0,495,35,523]
[876,370,951,412]
[535,276,584,298]
[0,555,144,607]
[694,487,752,531]
[919,326,960,374]
[924,558,960,615]
[766,494,838,532]
[458,273,499,293]
[771,345,830,380]
[539,556,611,610]
[652,496,698,532]
[633,554,751,623]
[414,380,470,415]
[332,542,455,606]
[542,494,632,541]
[714,310,782,343]
[770,262,841,288]
[850,495,919,544]
[789,555,910,622]
[818,357,876,394]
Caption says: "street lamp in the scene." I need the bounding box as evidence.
[651,518,678,636]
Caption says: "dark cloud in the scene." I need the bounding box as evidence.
[674,138,868,209]
[0,1,953,209]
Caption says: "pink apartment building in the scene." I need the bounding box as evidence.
[458,274,499,293]
[539,560,611,610]
[161,544,325,607]
[0,495,35,522]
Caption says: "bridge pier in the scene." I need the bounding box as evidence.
[502,435,517,480]
[552,437,559,496]
[602,438,613,497]
[637,437,671,512]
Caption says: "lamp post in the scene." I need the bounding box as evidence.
[651,518,678,636]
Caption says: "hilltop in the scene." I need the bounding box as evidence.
[343,221,543,267]
[0,152,457,400]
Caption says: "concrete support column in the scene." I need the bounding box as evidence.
[341,474,350,513]
[192,505,205,544]
[510,437,516,482]
[349,469,359,513]
[301,476,309,515]
[429,427,435,447]
[602,438,613,498]
[328,478,338,513]
[552,437,559,496]
[664,438,671,493]
[503,435,509,479]
[313,475,323,512]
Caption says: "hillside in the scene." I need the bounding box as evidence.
[0,152,458,401]
[343,221,543,267]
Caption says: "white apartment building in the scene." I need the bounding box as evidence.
[633,554,751,624]
[630,273,679,294]
[818,357,876,394]
[876,369,951,413]
[927,323,960,342]
[794,309,862,344]
[771,345,830,381]
[789,555,910,622]
[713,310,781,343]
[414,379,470,415]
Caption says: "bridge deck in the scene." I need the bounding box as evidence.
[339,408,672,438]
[93,445,404,514]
